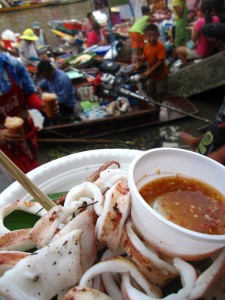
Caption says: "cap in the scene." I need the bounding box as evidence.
[21,28,38,41]
[32,21,40,29]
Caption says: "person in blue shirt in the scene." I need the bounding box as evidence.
[37,60,77,116]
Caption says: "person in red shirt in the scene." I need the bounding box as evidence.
[0,53,45,174]
[86,22,108,48]
[133,23,168,105]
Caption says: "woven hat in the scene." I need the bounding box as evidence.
[21,28,38,41]
[32,21,40,29]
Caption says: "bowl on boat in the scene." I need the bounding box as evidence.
[128,148,225,260]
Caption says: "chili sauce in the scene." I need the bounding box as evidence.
[139,175,225,235]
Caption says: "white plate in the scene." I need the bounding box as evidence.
[0,149,141,209]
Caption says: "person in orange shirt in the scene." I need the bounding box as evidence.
[133,23,168,105]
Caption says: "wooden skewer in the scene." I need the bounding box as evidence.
[0,150,56,211]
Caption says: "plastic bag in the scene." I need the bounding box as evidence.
[1,30,17,42]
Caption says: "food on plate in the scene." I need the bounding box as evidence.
[120,222,179,286]
[139,175,225,234]
[96,181,131,250]
[64,286,112,300]
[0,251,29,276]
[0,161,224,299]
[70,54,92,65]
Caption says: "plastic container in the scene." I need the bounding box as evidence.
[128,148,225,260]
[63,21,82,31]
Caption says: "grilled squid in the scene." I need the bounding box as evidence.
[64,286,112,300]
[64,182,104,216]
[94,169,128,194]
[0,200,46,236]
[87,161,120,183]
[51,210,97,273]
[0,251,29,276]
[0,228,35,252]
[188,247,225,299]
[79,256,161,298]
[96,181,131,250]
[29,205,74,248]
[0,229,83,300]
[100,248,125,300]
[120,222,179,287]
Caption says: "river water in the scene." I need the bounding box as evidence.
[0,1,225,191]
[0,1,92,47]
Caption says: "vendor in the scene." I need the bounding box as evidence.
[86,22,108,48]
[37,60,79,117]
[32,21,49,55]
[19,28,40,73]
[0,53,44,174]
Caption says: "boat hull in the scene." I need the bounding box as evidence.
[0,2,51,13]
[38,97,198,142]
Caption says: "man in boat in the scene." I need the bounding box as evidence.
[0,53,45,174]
[37,60,79,118]
[32,21,49,56]
[19,28,41,74]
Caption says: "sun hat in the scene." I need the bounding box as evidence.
[111,6,120,13]
[32,21,40,29]
[20,28,38,41]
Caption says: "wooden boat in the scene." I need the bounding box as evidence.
[37,96,199,143]
[168,51,225,98]
[0,1,51,13]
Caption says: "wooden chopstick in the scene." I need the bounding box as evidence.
[0,150,56,211]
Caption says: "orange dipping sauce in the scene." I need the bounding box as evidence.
[139,175,225,235]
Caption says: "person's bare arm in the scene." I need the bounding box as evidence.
[208,146,225,165]
[191,28,199,43]
[142,60,163,78]
[173,0,186,18]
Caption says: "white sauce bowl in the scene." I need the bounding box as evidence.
[128,148,225,260]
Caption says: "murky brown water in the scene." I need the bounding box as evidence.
[0,1,91,46]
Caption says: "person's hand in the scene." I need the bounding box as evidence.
[132,62,141,70]
[165,13,171,20]
[41,99,60,118]
[141,70,150,79]
[0,129,24,145]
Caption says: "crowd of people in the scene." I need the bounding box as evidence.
[1,0,225,182]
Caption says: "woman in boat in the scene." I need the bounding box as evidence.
[19,28,41,73]
[86,22,108,48]
[175,0,220,66]
[0,53,44,174]
[37,60,79,117]
[84,12,98,37]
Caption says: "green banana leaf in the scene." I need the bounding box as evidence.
[4,192,67,231]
